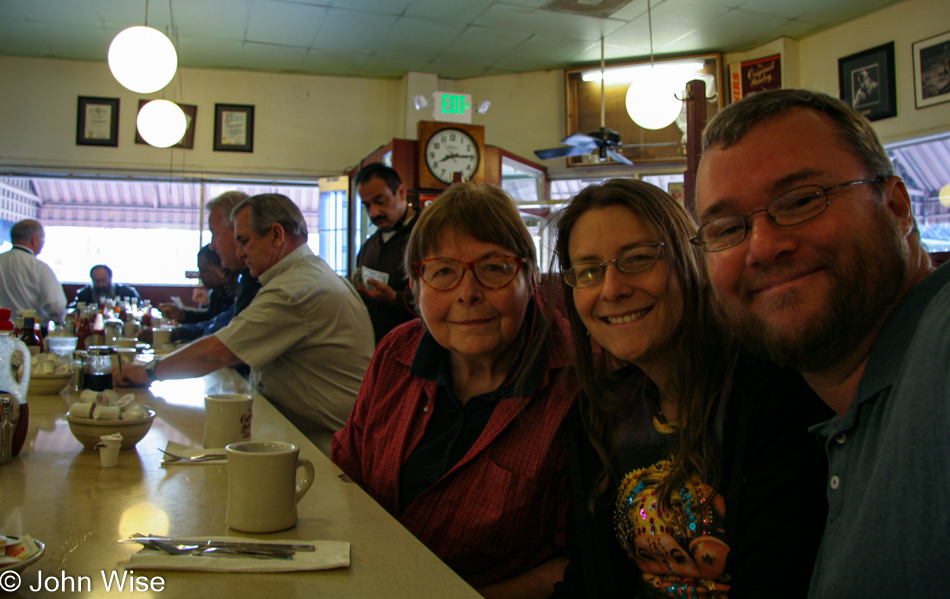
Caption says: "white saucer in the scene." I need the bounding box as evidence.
[0,537,45,573]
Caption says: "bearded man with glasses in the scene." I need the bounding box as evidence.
[695,88,946,598]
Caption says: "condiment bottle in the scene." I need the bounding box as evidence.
[75,305,92,350]
[18,310,43,355]
[0,308,31,457]
[69,350,87,393]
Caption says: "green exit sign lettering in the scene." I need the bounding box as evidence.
[433,92,473,124]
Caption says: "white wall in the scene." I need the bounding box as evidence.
[729,0,950,145]
[799,0,950,144]
[0,56,403,179]
[1,0,948,181]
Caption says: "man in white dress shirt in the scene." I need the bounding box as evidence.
[0,219,67,326]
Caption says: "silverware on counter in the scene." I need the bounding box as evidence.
[123,535,314,552]
[157,448,227,462]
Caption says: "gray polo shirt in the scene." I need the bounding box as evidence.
[216,245,374,445]
[808,262,950,597]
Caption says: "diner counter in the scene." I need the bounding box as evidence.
[0,369,481,598]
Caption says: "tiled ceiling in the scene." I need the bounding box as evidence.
[0,0,903,79]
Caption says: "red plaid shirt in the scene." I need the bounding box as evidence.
[331,314,577,587]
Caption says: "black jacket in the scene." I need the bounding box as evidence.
[356,217,417,344]
[553,351,832,598]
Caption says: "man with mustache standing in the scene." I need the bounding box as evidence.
[355,162,418,343]
[694,89,948,597]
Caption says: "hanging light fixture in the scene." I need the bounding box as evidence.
[108,1,178,94]
[624,0,689,130]
[136,100,187,148]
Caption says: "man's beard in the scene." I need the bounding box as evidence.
[714,206,909,373]
[92,285,115,302]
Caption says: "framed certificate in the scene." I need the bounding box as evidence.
[214,103,254,152]
[77,97,119,147]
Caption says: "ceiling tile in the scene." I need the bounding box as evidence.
[14,0,102,26]
[404,0,495,22]
[239,41,307,71]
[301,48,372,76]
[176,36,246,69]
[371,16,465,59]
[493,35,593,71]
[247,0,326,46]
[0,0,909,78]
[358,53,435,78]
[311,8,398,53]
[790,0,899,27]
[572,39,649,63]
[615,0,729,49]
[31,23,114,61]
[0,19,40,54]
[435,25,530,63]
[475,3,624,42]
[328,0,412,14]
[166,0,251,40]
[496,0,549,8]
[0,2,28,19]
[660,8,787,53]
[426,60,494,79]
[738,0,826,20]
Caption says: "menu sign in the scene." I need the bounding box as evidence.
[729,54,782,102]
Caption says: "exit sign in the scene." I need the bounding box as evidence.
[432,92,472,124]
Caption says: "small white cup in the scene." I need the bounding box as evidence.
[203,394,253,449]
[99,436,121,467]
[226,441,314,533]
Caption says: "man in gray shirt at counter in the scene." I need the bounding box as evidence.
[116,193,375,452]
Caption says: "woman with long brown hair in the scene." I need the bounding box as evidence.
[550,179,831,598]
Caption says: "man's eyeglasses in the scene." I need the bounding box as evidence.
[414,255,525,291]
[690,178,886,252]
[562,243,665,289]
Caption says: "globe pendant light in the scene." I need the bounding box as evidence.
[624,0,683,131]
[137,100,187,148]
[108,25,178,94]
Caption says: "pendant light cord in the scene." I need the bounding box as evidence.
[600,37,606,129]
[647,0,654,68]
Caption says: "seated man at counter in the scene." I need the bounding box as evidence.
[159,244,235,330]
[207,191,262,319]
[72,264,140,307]
[116,193,376,451]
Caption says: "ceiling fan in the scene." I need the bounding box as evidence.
[534,37,634,166]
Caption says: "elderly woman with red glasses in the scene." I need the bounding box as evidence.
[332,183,577,599]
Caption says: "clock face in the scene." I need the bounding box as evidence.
[424,128,480,185]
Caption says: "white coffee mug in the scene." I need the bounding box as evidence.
[203,394,253,449]
[151,327,172,350]
[226,441,315,533]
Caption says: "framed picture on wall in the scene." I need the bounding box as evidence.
[76,96,119,146]
[912,30,950,109]
[135,101,197,148]
[838,42,897,121]
[213,103,254,152]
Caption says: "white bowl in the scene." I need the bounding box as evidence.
[66,408,156,450]
[0,537,45,573]
[27,372,72,396]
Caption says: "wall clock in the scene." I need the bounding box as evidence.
[417,121,485,189]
